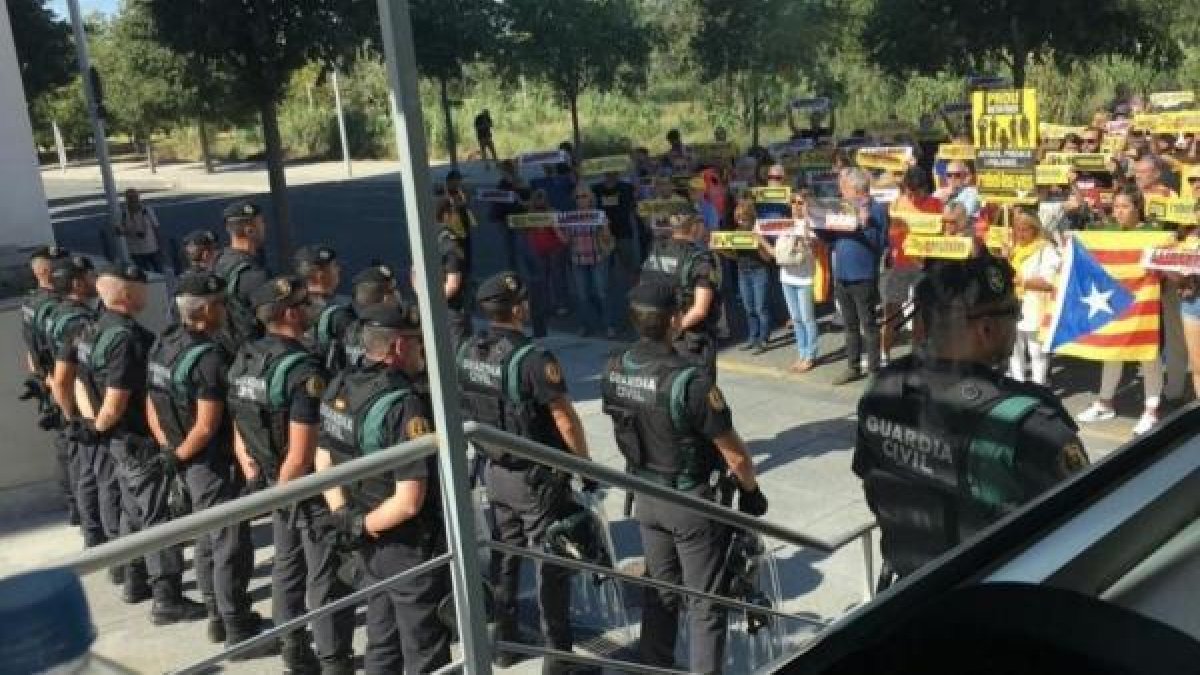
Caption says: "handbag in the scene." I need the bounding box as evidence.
[774,234,809,266]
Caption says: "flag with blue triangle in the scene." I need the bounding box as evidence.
[1046,236,1135,352]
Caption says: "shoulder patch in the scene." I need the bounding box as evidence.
[1058,439,1089,474]
[707,386,726,412]
[305,374,327,397]
[544,359,563,385]
[406,416,432,439]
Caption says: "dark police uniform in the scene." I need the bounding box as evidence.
[456,272,577,662]
[339,265,400,370]
[601,284,737,674]
[147,272,257,642]
[293,244,355,371]
[212,246,269,349]
[318,304,451,675]
[853,255,1089,584]
[181,229,219,273]
[226,276,353,672]
[642,236,723,374]
[439,224,473,349]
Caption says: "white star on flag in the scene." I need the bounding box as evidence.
[1080,282,1115,319]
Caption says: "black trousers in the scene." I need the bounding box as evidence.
[674,330,719,380]
[110,436,183,584]
[70,438,105,547]
[485,461,573,649]
[636,488,731,675]
[834,279,881,372]
[270,504,355,662]
[185,456,254,619]
[55,431,78,522]
[358,534,452,674]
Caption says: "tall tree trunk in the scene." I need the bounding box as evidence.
[569,93,582,162]
[260,99,292,264]
[1012,51,1027,89]
[751,91,762,150]
[197,122,213,174]
[438,75,458,169]
[146,136,156,174]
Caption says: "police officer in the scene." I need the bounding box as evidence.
[456,271,596,670]
[602,280,766,675]
[146,272,275,655]
[641,213,723,375]
[315,303,452,674]
[292,245,353,370]
[181,229,220,272]
[20,245,74,521]
[340,264,401,370]
[226,275,354,674]
[73,264,209,623]
[437,223,472,349]
[854,254,1089,588]
[212,200,270,349]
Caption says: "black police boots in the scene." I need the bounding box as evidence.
[122,563,151,604]
[320,656,355,675]
[281,631,322,675]
[149,576,207,625]
[203,596,225,643]
[491,618,520,668]
[107,565,124,586]
[225,613,280,661]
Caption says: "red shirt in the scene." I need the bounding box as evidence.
[889,195,943,270]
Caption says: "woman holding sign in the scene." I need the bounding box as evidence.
[556,189,617,338]
[729,197,774,353]
[775,189,820,372]
[1006,210,1061,385]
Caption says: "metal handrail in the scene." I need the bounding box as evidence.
[57,435,439,575]
[495,640,691,675]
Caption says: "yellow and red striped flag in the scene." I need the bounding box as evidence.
[1045,230,1174,362]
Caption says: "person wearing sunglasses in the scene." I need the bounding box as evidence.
[227,275,355,673]
[938,160,981,219]
[855,253,1087,589]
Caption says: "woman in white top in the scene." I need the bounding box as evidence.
[1006,210,1060,385]
[774,189,819,373]
[116,188,163,272]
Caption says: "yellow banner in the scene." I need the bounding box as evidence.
[1153,110,1200,135]
[709,231,760,250]
[1133,113,1159,131]
[1035,164,1072,185]
[750,186,791,204]
[1146,195,1198,225]
[936,143,976,161]
[904,235,974,259]
[986,226,1012,250]
[1149,90,1196,112]
[855,147,911,173]
[637,197,691,218]
[1039,123,1087,140]
[507,213,557,229]
[972,88,1038,150]
[1101,136,1125,155]
[892,211,942,235]
[982,193,1039,206]
[1044,152,1110,172]
[579,154,632,176]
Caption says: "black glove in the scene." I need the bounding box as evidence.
[737,485,768,517]
[38,408,64,431]
[328,506,369,551]
[19,377,41,401]
[154,449,182,480]
[66,420,106,445]
[581,477,600,494]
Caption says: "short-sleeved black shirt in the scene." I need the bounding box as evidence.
[51,300,93,364]
[263,334,326,425]
[592,181,636,239]
[95,312,155,434]
[496,327,570,446]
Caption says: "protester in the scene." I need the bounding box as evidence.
[474,109,497,166]
[492,159,527,268]
[776,189,819,372]
[593,169,641,288]
[727,198,772,353]
[556,189,616,338]
[883,168,941,362]
[1175,213,1200,398]
[1006,210,1060,385]
[513,188,563,337]
[936,160,981,218]
[116,189,164,272]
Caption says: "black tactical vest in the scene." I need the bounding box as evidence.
[227,337,317,482]
[642,238,720,318]
[76,310,151,434]
[212,248,263,348]
[855,357,1045,577]
[342,319,367,370]
[147,325,224,449]
[309,298,354,369]
[601,347,707,489]
[456,330,557,463]
[21,289,59,376]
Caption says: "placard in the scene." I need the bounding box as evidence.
[856,146,912,173]
[972,88,1038,172]
[870,187,900,204]
[892,211,942,235]
[518,149,568,167]
[1043,152,1110,172]
[1149,91,1196,112]
[754,218,802,236]
[637,197,692,218]
[819,213,859,232]
[1039,123,1087,140]
[1152,110,1200,135]
[709,231,760,250]
[475,189,517,203]
[751,186,791,204]
[1035,164,1072,186]
[790,97,831,113]
[579,154,632,176]
[904,235,975,259]
[1145,195,1198,225]
[555,210,606,229]
[507,213,557,229]
[936,143,976,161]
[985,225,1012,250]
[1143,247,1200,274]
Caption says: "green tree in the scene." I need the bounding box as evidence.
[501,0,654,156]
[7,0,74,103]
[862,0,1180,88]
[411,0,497,167]
[28,79,91,152]
[143,0,374,258]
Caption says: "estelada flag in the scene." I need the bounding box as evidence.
[1046,231,1174,361]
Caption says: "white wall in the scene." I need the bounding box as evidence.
[0,1,55,248]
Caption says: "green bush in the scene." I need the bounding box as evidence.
[279,105,334,159]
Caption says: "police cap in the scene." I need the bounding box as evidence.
[222,200,261,223]
[182,229,218,248]
[293,244,337,271]
[250,275,309,310]
[174,271,225,298]
[97,262,148,284]
[627,280,678,311]
[915,253,1017,318]
[475,271,528,307]
[352,264,396,288]
[359,301,421,334]
[30,245,69,262]
[49,255,93,292]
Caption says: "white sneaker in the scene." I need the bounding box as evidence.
[1132,411,1159,436]
[1077,402,1116,423]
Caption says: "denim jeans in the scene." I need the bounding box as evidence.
[738,266,770,345]
[781,282,819,360]
[571,260,612,332]
[515,238,552,337]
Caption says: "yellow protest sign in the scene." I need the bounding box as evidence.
[1132,113,1159,132]
[972,88,1038,152]
[978,169,1036,204]
[1035,164,1071,185]
[936,144,976,161]
[1152,110,1200,135]
[507,213,557,229]
[579,154,632,176]
[1149,91,1196,112]
[904,235,975,260]
[637,197,691,218]
[751,186,791,204]
[1146,195,1198,226]
[1043,152,1110,172]
[892,211,942,235]
[986,226,1012,251]
[1101,136,1126,155]
[1183,166,1200,199]
[709,231,760,250]
[1038,123,1087,140]
[855,146,912,173]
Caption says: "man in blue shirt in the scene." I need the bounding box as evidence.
[819,167,889,384]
